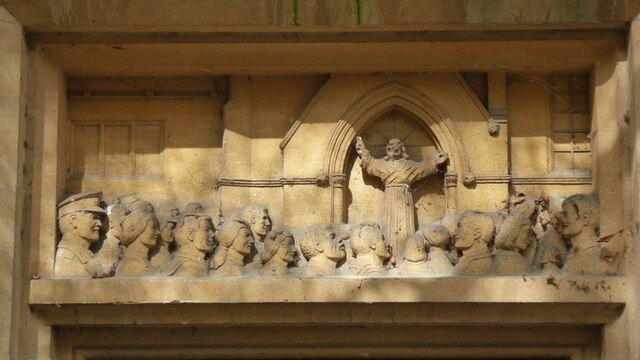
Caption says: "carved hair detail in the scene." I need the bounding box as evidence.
[299,224,333,261]
[403,233,427,262]
[564,194,599,225]
[422,223,451,249]
[52,191,617,278]
[174,214,211,247]
[459,211,495,244]
[120,210,158,247]
[121,195,155,213]
[212,220,251,269]
[350,222,383,256]
[106,204,129,240]
[495,214,531,251]
[261,230,293,264]
[382,138,410,161]
[240,204,268,223]
[183,202,204,216]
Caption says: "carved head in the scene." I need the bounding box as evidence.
[121,195,155,213]
[438,215,460,239]
[241,205,272,239]
[106,204,129,240]
[535,198,554,230]
[158,222,176,245]
[384,138,410,161]
[120,210,160,248]
[58,192,106,244]
[560,194,599,237]
[422,223,451,249]
[261,230,296,264]
[60,212,104,244]
[403,233,427,262]
[299,224,346,262]
[509,193,536,219]
[175,214,215,252]
[206,207,224,229]
[183,202,205,216]
[495,214,532,251]
[350,222,391,260]
[217,220,254,255]
[157,204,180,245]
[453,211,495,250]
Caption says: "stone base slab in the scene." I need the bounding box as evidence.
[30,277,625,326]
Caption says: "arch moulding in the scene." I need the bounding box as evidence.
[324,82,471,180]
[321,81,472,222]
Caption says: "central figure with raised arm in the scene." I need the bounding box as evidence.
[355,136,448,256]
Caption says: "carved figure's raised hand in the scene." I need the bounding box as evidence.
[436,152,449,165]
[354,136,368,157]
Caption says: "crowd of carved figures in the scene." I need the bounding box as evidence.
[54,189,624,278]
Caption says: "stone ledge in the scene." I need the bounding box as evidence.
[30,276,626,305]
[4,0,638,32]
[29,277,626,327]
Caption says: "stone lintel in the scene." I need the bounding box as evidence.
[37,39,621,77]
[30,277,625,305]
[30,302,624,327]
[29,277,625,327]
[27,29,627,45]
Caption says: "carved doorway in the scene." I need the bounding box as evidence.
[344,109,445,232]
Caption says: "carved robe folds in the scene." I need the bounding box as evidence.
[361,154,439,255]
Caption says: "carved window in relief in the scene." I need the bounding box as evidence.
[71,122,163,177]
[548,74,591,173]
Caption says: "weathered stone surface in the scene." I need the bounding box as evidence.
[2,1,640,358]
[0,7,27,359]
[30,276,627,305]
[3,0,638,32]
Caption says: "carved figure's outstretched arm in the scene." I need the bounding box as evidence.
[355,136,386,178]
[354,136,370,158]
[434,152,449,166]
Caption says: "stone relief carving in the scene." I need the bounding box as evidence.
[452,211,494,276]
[161,214,215,276]
[348,222,391,276]
[54,192,108,277]
[150,204,180,269]
[355,136,448,256]
[532,197,568,275]
[560,194,623,275]
[493,214,532,276]
[462,173,476,187]
[240,205,272,244]
[240,205,272,272]
[422,223,455,276]
[52,191,622,278]
[395,233,429,276]
[206,207,224,229]
[212,220,254,276]
[183,202,205,216]
[486,117,501,136]
[260,230,297,276]
[115,210,160,277]
[298,224,346,276]
[121,195,154,213]
[92,204,127,277]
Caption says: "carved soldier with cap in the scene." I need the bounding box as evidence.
[54,192,107,277]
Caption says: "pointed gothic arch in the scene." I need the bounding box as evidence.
[317,82,472,223]
[323,82,471,178]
